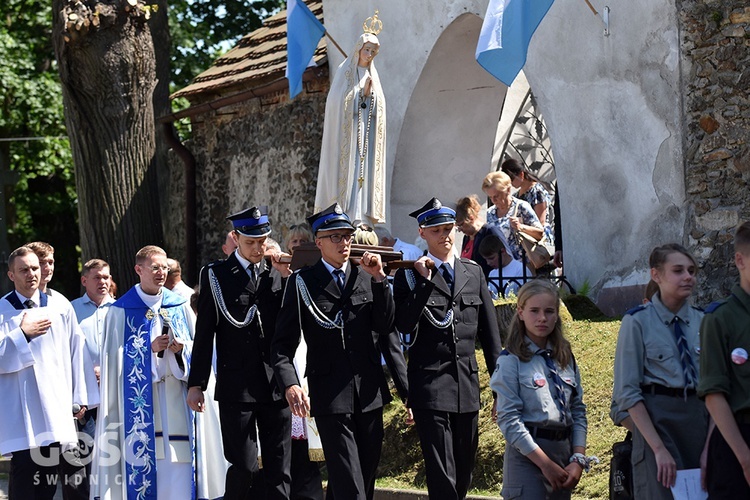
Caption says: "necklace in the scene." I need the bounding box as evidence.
[356,67,375,188]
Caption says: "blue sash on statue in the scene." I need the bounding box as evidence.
[117,287,190,500]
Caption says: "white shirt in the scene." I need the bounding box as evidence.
[234,249,261,279]
[71,293,115,368]
[393,238,423,261]
[427,252,455,283]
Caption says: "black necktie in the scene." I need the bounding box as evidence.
[333,269,345,292]
[248,265,257,286]
[440,263,453,291]
[24,299,36,309]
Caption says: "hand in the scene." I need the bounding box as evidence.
[413,257,433,279]
[271,252,292,278]
[94,366,101,384]
[151,334,169,353]
[654,446,677,488]
[509,216,522,231]
[168,338,183,354]
[286,385,310,418]
[187,386,205,412]
[491,396,498,422]
[359,251,386,282]
[561,462,583,490]
[405,407,414,425]
[73,405,87,420]
[363,77,372,97]
[540,459,569,491]
[20,312,52,338]
[553,250,563,268]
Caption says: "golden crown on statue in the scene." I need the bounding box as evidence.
[363,10,383,35]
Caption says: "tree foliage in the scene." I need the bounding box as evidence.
[0,0,79,296]
[1,0,283,294]
[169,0,284,89]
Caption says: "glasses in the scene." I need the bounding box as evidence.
[318,233,355,244]
[143,265,169,273]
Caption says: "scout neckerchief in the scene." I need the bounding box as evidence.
[118,286,192,500]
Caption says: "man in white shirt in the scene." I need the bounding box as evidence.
[165,258,195,302]
[373,226,423,260]
[0,246,98,500]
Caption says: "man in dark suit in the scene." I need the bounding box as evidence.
[272,203,409,500]
[187,206,292,500]
[393,198,502,500]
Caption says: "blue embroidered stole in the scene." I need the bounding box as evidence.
[117,287,190,500]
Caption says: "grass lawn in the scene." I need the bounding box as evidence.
[377,295,627,499]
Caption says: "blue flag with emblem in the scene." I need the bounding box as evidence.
[286,0,326,99]
[475,0,555,87]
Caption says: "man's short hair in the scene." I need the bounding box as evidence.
[82,258,109,276]
[167,258,182,276]
[26,241,54,258]
[736,221,750,256]
[135,245,167,265]
[8,246,37,269]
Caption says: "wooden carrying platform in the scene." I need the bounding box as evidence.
[279,242,415,273]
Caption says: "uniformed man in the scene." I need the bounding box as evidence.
[699,221,750,498]
[393,198,502,500]
[187,206,292,500]
[272,203,409,500]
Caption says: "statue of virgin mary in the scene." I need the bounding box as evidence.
[314,14,386,225]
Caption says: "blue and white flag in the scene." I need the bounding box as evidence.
[286,0,326,99]
[475,0,555,87]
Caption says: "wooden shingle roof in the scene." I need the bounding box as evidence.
[171,1,326,100]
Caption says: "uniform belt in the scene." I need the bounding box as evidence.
[735,410,750,425]
[525,425,571,441]
[641,384,696,397]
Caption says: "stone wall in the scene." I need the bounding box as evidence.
[681,2,749,303]
[164,77,328,272]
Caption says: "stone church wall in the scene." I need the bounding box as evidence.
[681,1,750,303]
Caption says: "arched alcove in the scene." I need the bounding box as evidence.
[389,13,506,242]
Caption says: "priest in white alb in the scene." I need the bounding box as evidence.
[92,245,224,500]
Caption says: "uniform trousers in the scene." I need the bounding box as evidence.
[632,393,707,500]
[8,445,60,500]
[501,436,572,499]
[706,421,750,499]
[291,438,323,500]
[412,409,478,500]
[316,407,384,500]
[218,401,291,500]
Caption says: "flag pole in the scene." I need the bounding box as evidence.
[325,31,347,58]
[583,0,598,15]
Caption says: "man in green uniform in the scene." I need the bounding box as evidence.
[699,221,750,498]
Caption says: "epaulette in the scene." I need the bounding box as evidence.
[206,258,226,269]
[624,304,648,316]
[499,349,510,356]
[691,305,704,313]
[705,300,728,314]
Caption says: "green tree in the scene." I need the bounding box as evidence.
[0,1,79,296]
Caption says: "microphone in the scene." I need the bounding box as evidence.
[157,324,170,358]
[72,404,85,423]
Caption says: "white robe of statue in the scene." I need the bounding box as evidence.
[315,32,387,225]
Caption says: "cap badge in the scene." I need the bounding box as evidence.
[252,208,261,219]
[334,204,343,215]
[433,199,442,210]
